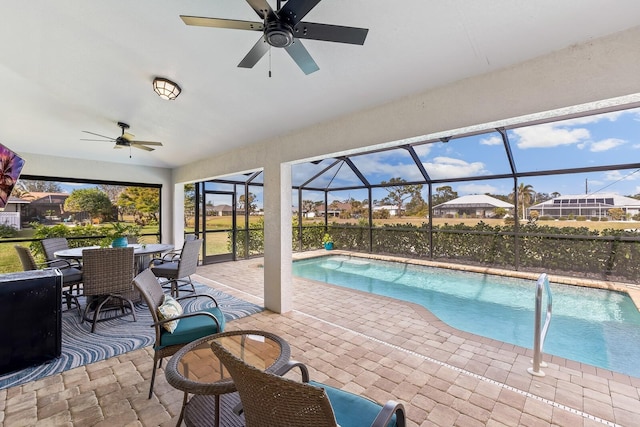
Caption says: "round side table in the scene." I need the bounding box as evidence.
[165,329,291,427]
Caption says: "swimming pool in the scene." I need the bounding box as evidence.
[293,255,640,378]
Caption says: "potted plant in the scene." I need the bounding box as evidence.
[103,222,140,248]
[322,233,334,250]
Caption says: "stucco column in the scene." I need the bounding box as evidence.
[172,183,185,246]
[263,161,292,313]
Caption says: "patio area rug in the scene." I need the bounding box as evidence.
[0,282,263,390]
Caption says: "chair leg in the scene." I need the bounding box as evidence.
[171,279,179,298]
[185,276,195,294]
[149,353,162,399]
[63,290,72,310]
[124,297,136,322]
[92,296,112,333]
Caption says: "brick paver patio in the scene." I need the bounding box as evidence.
[2,253,639,426]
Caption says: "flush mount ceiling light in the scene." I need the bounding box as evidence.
[153,77,181,100]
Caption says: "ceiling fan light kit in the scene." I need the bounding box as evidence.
[153,77,181,100]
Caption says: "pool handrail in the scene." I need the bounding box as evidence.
[528,273,553,377]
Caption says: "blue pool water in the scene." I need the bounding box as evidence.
[293,255,640,378]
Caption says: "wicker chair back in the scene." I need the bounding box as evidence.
[41,238,73,269]
[15,245,39,271]
[211,341,338,427]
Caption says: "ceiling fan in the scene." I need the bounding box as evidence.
[180,0,369,75]
[81,122,163,154]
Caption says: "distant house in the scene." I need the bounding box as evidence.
[2,192,73,228]
[24,192,71,222]
[528,193,640,219]
[317,202,351,218]
[372,204,401,217]
[206,204,233,216]
[433,195,514,218]
[1,196,30,230]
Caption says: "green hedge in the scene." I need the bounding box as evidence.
[229,220,640,282]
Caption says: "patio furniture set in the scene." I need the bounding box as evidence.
[11,236,407,426]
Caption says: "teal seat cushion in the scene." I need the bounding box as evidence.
[157,306,225,349]
[309,381,397,427]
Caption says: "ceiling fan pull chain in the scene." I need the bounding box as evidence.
[269,47,272,78]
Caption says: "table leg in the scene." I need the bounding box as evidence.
[176,391,188,427]
[215,394,220,427]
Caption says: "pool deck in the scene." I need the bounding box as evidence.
[2,253,639,426]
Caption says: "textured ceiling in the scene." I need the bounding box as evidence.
[2,0,640,169]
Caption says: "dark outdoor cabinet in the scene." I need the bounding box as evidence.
[0,270,62,375]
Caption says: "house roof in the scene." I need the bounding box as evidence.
[434,194,514,209]
[530,193,640,208]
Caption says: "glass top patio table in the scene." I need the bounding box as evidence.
[165,330,291,427]
[54,243,173,274]
[53,243,174,259]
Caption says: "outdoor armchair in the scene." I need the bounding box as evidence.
[132,268,226,398]
[150,238,202,297]
[15,245,82,311]
[210,340,406,427]
[41,237,83,299]
[81,247,136,333]
[151,234,198,265]
[41,237,82,269]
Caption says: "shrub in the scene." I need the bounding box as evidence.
[575,216,586,221]
[0,223,17,238]
[590,217,600,222]
[372,209,390,219]
[538,216,553,221]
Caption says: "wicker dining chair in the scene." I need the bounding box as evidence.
[150,238,202,297]
[133,268,226,398]
[41,237,80,267]
[41,237,83,294]
[15,245,83,311]
[81,247,136,333]
[210,341,407,427]
[155,233,197,261]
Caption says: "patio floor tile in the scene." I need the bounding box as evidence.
[1,254,639,426]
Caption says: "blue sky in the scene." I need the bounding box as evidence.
[292,106,640,204]
[52,106,640,208]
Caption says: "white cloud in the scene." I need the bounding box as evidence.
[512,124,590,149]
[457,183,497,194]
[479,135,502,146]
[412,144,432,157]
[603,170,640,182]
[559,110,625,126]
[423,156,487,179]
[589,138,626,152]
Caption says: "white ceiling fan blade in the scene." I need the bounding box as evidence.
[132,140,163,146]
[132,144,155,152]
[82,130,115,140]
